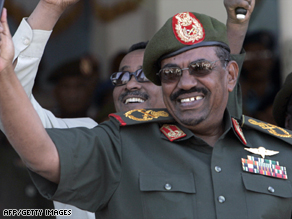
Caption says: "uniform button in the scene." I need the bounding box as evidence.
[22,38,30,45]
[164,183,172,190]
[215,166,222,173]
[218,196,226,203]
[268,186,275,193]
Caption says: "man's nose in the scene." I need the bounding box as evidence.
[176,70,198,90]
[126,75,142,90]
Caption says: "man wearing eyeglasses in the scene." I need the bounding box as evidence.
[112,40,243,117]
[141,10,292,218]
[3,1,292,218]
[110,42,165,113]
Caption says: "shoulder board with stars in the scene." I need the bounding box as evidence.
[241,115,292,145]
[109,108,175,126]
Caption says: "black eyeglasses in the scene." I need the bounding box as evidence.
[157,59,229,84]
[110,69,149,86]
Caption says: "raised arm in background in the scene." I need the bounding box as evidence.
[12,0,98,129]
[11,1,97,218]
[0,5,62,186]
[224,0,255,119]
[225,0,255,54]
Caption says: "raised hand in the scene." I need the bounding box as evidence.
[224,0,256,23]
[224,0,256,54]
[27,0,80,30]
[0,8,14,73]
[42,0,80,11]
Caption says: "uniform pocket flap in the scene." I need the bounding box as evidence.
[242,172,292,198]
[139,173,196,193]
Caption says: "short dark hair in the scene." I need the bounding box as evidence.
[127,41,148,53]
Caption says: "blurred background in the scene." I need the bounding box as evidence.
[1,0,290,217]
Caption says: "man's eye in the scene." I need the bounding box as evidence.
[202,62,212,69]
[164,69,171,74]
[190,62,212,70]
[173,68,181,74]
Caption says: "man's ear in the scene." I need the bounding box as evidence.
[226,60,239,92]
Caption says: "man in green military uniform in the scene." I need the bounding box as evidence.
[1,1,292,219]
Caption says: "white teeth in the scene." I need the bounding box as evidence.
[180,96,203,103]
[181,98,192,103]
[125,98,145,104]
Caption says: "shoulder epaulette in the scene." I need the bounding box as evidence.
[108,108,175,126]
[241,115,292,145]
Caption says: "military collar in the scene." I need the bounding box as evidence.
[159,110,241,144]
[230,116,248,146]
[109,108,251,146]
[215,110,251,147]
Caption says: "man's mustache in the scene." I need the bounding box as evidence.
[119,90,149,102]
[170,87,209,101]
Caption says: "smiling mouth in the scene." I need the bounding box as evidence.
[124,97,146,104]
[179,96,203,103]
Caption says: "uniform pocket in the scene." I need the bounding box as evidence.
[242,172,292,198]
[241,172,292,218]
[139,173,195,219]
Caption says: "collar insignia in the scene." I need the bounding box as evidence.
[172,12,205,45]
[160,124,186,141]
[241,155,287,179]
[232,118,247,145]
[244,146,279,159]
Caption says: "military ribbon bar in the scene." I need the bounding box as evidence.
[241,156,288,179]
[247,155,279,165]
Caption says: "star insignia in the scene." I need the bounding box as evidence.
[244,147,279,158]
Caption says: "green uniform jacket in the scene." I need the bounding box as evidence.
[29,108,292,219]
